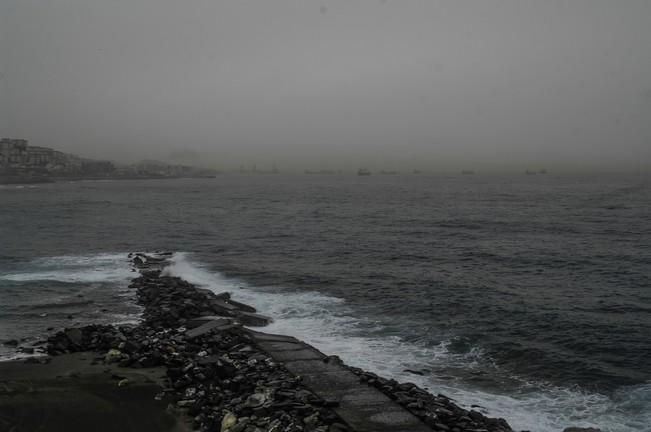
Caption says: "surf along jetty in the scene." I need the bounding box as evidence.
[2,253,516,432]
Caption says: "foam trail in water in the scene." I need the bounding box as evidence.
[164,252,650,432]
[0,253,134,283]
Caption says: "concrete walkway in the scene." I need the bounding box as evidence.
[247,330,431,432]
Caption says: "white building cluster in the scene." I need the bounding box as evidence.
[0,138,114,177]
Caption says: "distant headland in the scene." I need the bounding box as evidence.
[0,138,218,184]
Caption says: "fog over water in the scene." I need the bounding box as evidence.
[1,1,651,171]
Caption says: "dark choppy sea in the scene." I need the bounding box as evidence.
[1,174,649,431]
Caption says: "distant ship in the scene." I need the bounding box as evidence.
[539,168,548,174]
[461,170,475,175]
[525,170,537,175]
[357,168,371,176]
[379,170,398,175]
[412,169,422,175]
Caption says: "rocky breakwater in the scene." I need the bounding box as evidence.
[44,252,520,432]
[47,253,351,432]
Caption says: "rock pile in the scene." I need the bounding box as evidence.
[47,254,350,432]
[346,364,512,432]
[45,252,518,432]
[50,322,347,431]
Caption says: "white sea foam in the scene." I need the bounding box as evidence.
[1,253,134,283]
[0,252,143,362]
[164,252,651,432]
[0,349,48,362]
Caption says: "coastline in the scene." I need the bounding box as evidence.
[0,252,596,432]
[0,175,218,185]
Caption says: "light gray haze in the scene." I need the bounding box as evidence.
[1,1,650,172]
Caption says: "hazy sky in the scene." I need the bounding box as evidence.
[1,1,650,171]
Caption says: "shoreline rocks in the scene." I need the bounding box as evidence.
[42,252,518,432]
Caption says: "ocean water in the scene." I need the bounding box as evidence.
[0,174,650,431]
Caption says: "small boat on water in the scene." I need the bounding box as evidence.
[357,168,371,176]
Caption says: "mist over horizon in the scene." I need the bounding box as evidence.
[2,4,651,431]
[2,0,651,173]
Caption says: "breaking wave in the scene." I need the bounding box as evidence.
[0,253,140,361]
[163,252,651,432]
[0,253,135,283]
